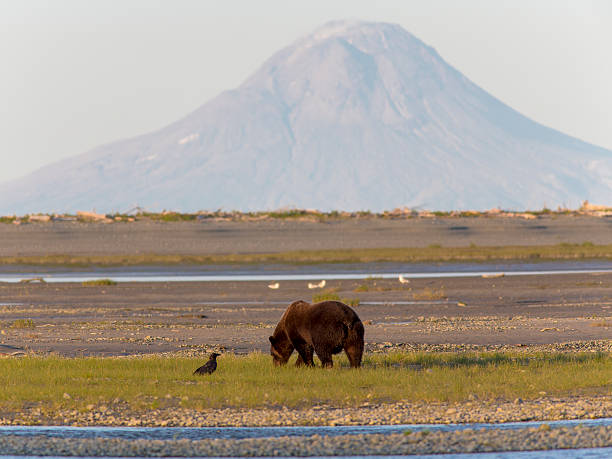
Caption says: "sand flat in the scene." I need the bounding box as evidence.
[0,273,610,356]
[2,215,612,256]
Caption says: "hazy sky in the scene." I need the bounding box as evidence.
[1,0,610,184]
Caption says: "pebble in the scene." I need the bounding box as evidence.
[1,395,610,428]
[366,339,612,354]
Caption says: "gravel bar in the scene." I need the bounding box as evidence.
[1,424,612,456]
[2,395,611,428]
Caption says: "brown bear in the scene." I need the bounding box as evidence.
[269,300,364,368]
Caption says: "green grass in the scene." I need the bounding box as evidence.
[140,212,198,222]
[81,279,117,287]
[10,318,35,329]
[312,289,340,303]
[2,243,612,267]
[0,352,610,412]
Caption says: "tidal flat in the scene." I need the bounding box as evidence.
[1,273,611,356]
[1,216,611,455]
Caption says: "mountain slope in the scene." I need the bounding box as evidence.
[1,20,610,213]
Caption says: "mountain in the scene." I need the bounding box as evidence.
[1,20,611,214]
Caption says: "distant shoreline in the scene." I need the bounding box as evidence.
[2,213,612,263]
[1,243,612,268]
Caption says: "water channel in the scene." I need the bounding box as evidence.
[1,261,611,283]
[2,418,612,440]
[1,419,612,458]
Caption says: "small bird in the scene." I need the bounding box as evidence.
[268,282,280,289]
[308,280,326,289]
[193,353,221,375]
[398,274,410,284]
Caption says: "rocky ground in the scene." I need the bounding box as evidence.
[1,423,611,456]
[1,273,611,356]
[1,392,611,427]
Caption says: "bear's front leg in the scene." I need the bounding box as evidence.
[315,348,334,368]
[294,342,315,367]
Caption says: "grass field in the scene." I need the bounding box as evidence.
[1,243,611,267]
[1,352,610,412]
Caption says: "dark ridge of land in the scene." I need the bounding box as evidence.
[1,215,612,262]
[2,243,612,267]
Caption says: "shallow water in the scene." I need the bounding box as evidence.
[1,418,611,440]
[0,261,611,283]
[1,419,612,458]
[417,450,612,458]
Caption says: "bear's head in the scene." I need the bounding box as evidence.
[269,334,293,366]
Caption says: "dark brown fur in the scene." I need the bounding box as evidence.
[269,300,364,368]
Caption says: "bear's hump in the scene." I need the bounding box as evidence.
[309,300,361,322]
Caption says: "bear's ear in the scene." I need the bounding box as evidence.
[269,336,275,344]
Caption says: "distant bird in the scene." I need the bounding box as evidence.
[398,274,410,284]
[308,280,326,289]
[268,282,280,289]
[193,353,221,375]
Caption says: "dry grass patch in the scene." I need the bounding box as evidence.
[413,287,447,300]
[81,279,117,287]
[10,318,35,329]
[312,289,340,303]
[312,289,360,307]
[354,276,411,293]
